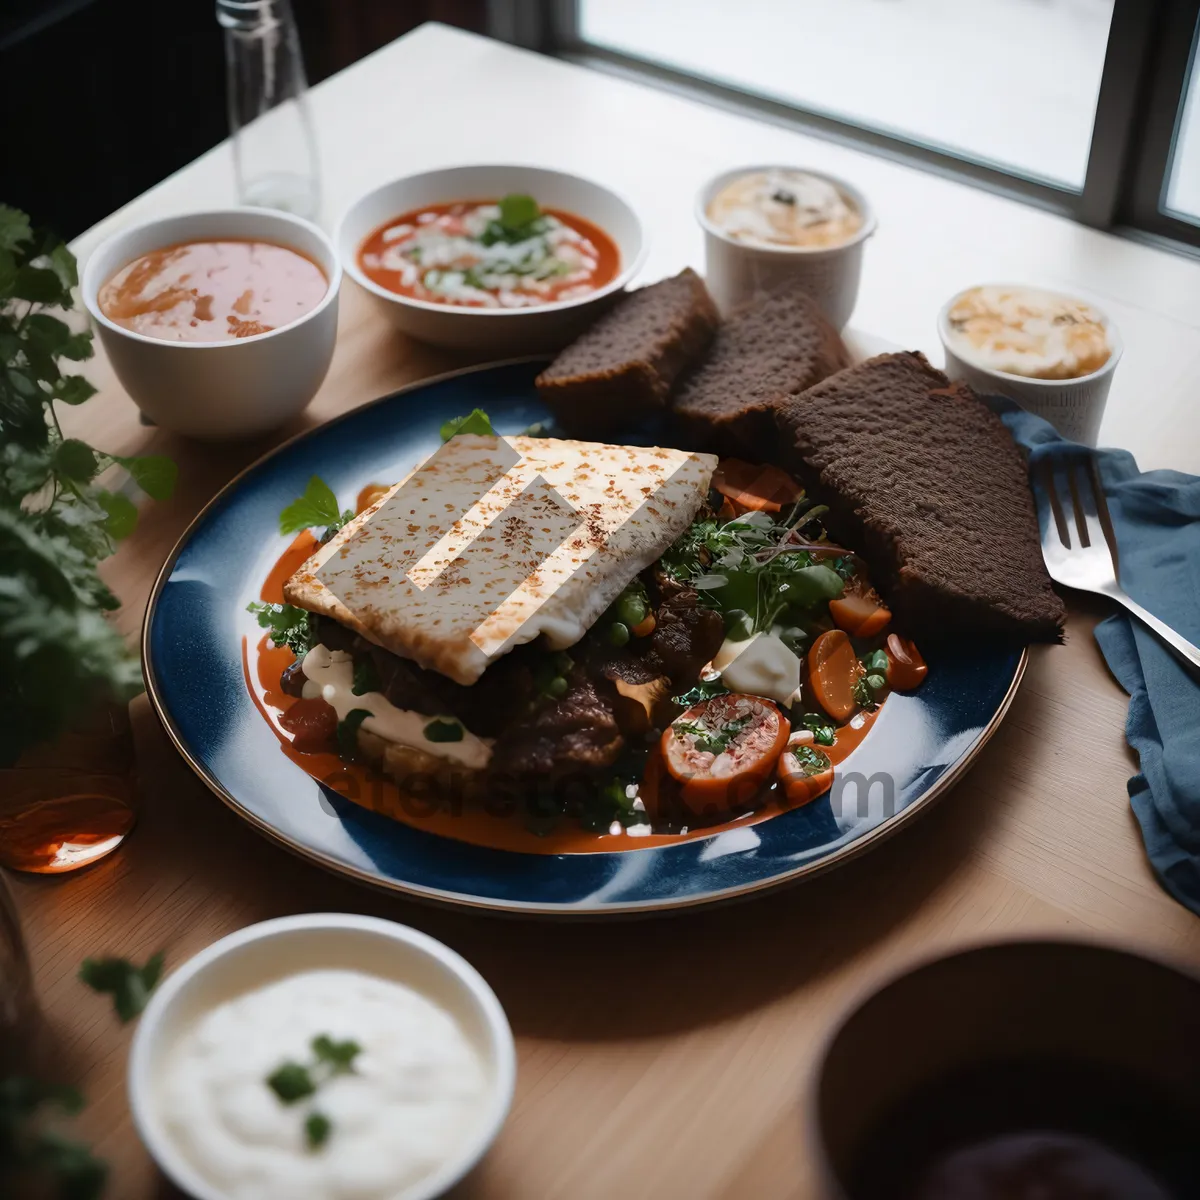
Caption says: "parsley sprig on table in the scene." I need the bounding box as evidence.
[0,1076,107,1200]
[266,1035,362,1150]
[79,951,165,1023]
[0,204,176,766]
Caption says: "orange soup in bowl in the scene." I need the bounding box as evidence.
[98,240,328,343]
[357,194,620,309]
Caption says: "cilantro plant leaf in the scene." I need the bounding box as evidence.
[115,454,177,501]
[79,951,165,1022]
[279,475,342,535]
[439,408,494,442]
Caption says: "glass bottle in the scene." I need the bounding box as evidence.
[0,704,136,874]
[217,0,321,220]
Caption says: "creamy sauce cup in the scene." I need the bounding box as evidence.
[696,166,876,328]
[337,165,647,354]
[82,209,341,440]
[937,283,1123,447]
[128,913,516,1200]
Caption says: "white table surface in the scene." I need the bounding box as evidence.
[74,22,1200,474]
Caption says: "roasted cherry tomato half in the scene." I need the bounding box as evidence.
[829,591,891,638]
[279,696,338,754]
[807,629,862,723]
[777,738,834,806]
[885,633,928,691]
[662,693,789,818]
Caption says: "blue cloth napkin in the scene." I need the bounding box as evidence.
[987,397,1200,917]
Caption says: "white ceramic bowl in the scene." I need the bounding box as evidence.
[937,284,1123,447]
[696,165,876,328]
[82,209,341,440]
[128,913,516,1200]
[336,164,647,354]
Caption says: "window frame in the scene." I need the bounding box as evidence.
[489,0,1200,254]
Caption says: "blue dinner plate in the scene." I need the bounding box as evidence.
[144,359,1026,915]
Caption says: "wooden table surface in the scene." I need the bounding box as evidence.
[9,22,1200,1200]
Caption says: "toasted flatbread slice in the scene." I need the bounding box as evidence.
[284,435,717,685]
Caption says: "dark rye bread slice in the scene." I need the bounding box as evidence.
[773,351,1065,643]
[536,268,719,437]
[670,279,850,455]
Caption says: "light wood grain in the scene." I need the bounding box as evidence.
[8,23,1200,1200]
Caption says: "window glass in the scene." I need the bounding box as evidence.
[1164,17,1200,223]
[580,0,1115,188]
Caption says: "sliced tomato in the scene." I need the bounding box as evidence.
[807,629,861,722]
[886,634,928,691]
[279,697,338,754]
[777,738,834,806]
[661,693,789,818]
[829,592,892,638]
[712,459,803,513]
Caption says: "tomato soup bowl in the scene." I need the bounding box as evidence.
[82,209,341,440]
[336,164,647,354]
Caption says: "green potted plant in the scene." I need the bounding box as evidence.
[0,204,176,872]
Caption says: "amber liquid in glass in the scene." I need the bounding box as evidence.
[0,706,136,873]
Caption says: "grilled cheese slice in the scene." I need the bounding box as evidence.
[283,435,717,685]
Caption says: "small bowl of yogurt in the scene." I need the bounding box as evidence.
[696,165,876,327]
[938,283,1123,446]
[128,913,515,1200]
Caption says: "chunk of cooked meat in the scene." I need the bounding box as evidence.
[644,588,726,680]
[488,674,623,778]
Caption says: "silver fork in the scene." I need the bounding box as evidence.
[1035,454,1200,670]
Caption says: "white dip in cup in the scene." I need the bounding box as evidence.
[938,283,1122,447]
[696,165,876,328]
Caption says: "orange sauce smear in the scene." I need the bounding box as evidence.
[357,200,620,308]
[245,536,880,854]
[99,239,328,342]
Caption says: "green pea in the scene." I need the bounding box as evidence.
[616,591,647,629]
[724,609,754,641]
[864,649,889,673]
[546,675,569,698]
[608,622,631,647]
[867,673,887,691]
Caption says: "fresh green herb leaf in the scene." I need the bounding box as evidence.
[439,408,495,442]
[116,454,177,501]
[267,1062,316,1104]
[96,490,137,540]
[351,657,379,696]
[424,718,464,743]
[788,744,832,777]
[54,439,98,483]
[305,1110,332,1150]
[312,1035,361,1072]
[247,601,313,657]
[78,951,164,1022]
[499,193,540,230]
[279,475,342,535]
[852,674,879,712]
[13,265,64,305]
[0,205,33,251]
[53,374,98,406]
[337,708,372,759]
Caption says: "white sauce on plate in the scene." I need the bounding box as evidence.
[159,968,489,1200]
[713,632,803,707]
[300,644,492,769]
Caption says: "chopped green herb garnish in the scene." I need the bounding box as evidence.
[79,951,164,1023]
[479,193,549,245]
[337,708,372,759]
[266,1061,316,1104]
[351,657,380,696]
[853,675,880,712]
[439,408,495,442]
[672,678,729,708]
[674,715,750,756]
[266,1035,362,1151]
[305,1110,332,1150]
[788,744,832,776]
[801,713,837,746]
[247,601,314,658]
[278,475,353,539]
[424,718,464,743]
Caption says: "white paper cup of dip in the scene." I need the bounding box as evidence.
[82,208,341,441]
[128,913,516,1200]
[937,284,1123,447]
[696,165,876,328]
